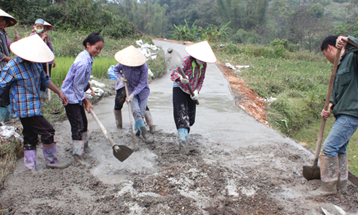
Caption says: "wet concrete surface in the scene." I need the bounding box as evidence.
[1,40,358,214]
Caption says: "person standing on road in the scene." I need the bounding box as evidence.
[0,35,68,171]
[170,41,216,148]
[112,64,156,134]
[314,35,358,196]
[61,32,104,159]
[113,45,152,142]
[0,9,20,124]
[30,19,56,76]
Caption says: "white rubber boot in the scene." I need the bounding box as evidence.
[145,110,156,134]
[313,155,339,196]
[338,154,348,191]
[73,140,85,158]
[82,131,89,148]
[113,109,122,129]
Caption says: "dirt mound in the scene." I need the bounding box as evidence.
[1,126,357,214]
[216,61,267,125]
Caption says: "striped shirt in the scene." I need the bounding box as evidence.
[0,56,51,118]
[170,56,207,94]
[113,63,150,100]
[61,50,93,104]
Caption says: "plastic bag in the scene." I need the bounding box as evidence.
[108,65,117,80]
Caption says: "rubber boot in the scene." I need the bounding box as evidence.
[43,143,68,169]
[313,155,339,196]
[113,109,122,129]
[24,150,36,171]
[178,128,188,148]
[137,120,153,143]
[144,110,156,134]
[82,131,89,148]
[338,154,348,191]
[73,140,85,158]
[134,121,140,136]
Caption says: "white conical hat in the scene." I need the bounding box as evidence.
[44,20,53,30]
[185,41,216,63]
[114,45,146,67]
[10,35,54,63]
[0,9,17,27]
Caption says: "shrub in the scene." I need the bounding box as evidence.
[224,43,240,55]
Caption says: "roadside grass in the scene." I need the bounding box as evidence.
[0,139,23,189]
[213,42,357,175]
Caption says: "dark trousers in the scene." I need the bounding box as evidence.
[114,87,150,111]
[114,88,126,110]
[173,87,196,132]
[42,63,52,77]
[65,104,88,140]
[20,115,55,150]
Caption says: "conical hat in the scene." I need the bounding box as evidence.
[10,35,54,63]
[44,20,53,30]
[185,41,216,63]
[114,45,146,67]
[0,9,17,27]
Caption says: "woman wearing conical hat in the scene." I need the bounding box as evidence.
[0,35,68,171]
[170,41,216,148]
[0,9,20,124]
[114,45,152,143]
[30,19,56,76]
[61,32,104,160]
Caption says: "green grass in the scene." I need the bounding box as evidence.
[0,139,23,189]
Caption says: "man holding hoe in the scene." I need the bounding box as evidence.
[315,35,358,195]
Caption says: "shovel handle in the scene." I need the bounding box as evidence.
[123,74,139,150]
[89,109,116,147]
[177,67,200,105]
[313,48,342,166]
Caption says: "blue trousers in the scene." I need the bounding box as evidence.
[131,95,148,122]
[322,115,358,157]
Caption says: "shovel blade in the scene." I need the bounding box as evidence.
[166,49,183,71]
[113,145,133,162]
[303,165,321,180]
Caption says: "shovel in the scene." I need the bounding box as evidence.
[303,39,358,186]
[122,74,139,151]
[302,48,341,180]
[89,109,133,162]
[167,48,199,105]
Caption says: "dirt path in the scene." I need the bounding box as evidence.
[1,41,358,215]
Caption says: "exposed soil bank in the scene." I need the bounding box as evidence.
[0,41,357,215]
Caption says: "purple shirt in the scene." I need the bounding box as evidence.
[113,63,150,100]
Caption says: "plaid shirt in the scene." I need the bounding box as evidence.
[61,50,93,104]
[113,63,150,100]
[0,56,51,118]
[170,56,207,94]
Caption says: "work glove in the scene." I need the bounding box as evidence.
[179,75,189,84]
[126,93,134,103]
[190,90,199,101]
